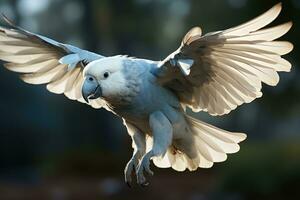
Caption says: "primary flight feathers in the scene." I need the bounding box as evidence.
[0,15,105,108]
[158,2,293,116]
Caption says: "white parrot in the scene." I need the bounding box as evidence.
[0,3,293,186]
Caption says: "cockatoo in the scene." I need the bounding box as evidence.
[0,3,293,186]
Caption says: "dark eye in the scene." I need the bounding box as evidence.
[88,77,94,81]
[103,72,109,78]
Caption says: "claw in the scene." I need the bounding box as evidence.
[124,159,135,187]
[136,171,147,186]
[141,181,149,187]
[136,153,154,186]
[145,165,154,176]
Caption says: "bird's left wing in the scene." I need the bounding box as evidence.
[0,16,105,108]
[154,3,293,116]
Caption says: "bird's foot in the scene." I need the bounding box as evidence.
[124,153,140,187]
[136,152,154,186]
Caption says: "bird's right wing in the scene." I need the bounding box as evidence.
[0,16,105,108]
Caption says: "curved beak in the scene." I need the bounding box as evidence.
[82,77,102,103]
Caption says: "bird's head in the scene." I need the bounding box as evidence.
[82,56,127,103]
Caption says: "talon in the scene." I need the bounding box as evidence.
[147,169,154,176]
[145,165,154,176]
[124,159,135,186]
[141,181,149,187]
[136,153,153,185]
[137,172,147,186]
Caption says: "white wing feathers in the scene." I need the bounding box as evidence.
[0,16,105,108]
[157,3,293,116]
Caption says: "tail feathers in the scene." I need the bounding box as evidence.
[152,115,246,171]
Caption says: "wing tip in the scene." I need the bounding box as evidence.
[262,2,282,23]
[237,133,247,142]
[273,2,283,13]
[182,26,202,45]
[19,74,32,84]
[282,41,294,55]
[282,21,293,34]
[286,21,293,28]
[276,2,283,9]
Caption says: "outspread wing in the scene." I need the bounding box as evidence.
[0,16,105,108]
[155,3,293,116]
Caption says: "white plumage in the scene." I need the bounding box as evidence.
[0,3,293,186]
[152,115,246,171]
[159,3,293,116]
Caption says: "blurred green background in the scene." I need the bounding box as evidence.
[0,0,299,199]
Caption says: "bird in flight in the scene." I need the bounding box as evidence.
[0,3,293,186]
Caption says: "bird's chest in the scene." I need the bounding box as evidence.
[110,80,176,133]
[111,85,154,119]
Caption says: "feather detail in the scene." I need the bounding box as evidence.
[0,16,104,108]
[157,3,293,116]
[152,115,246,171]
